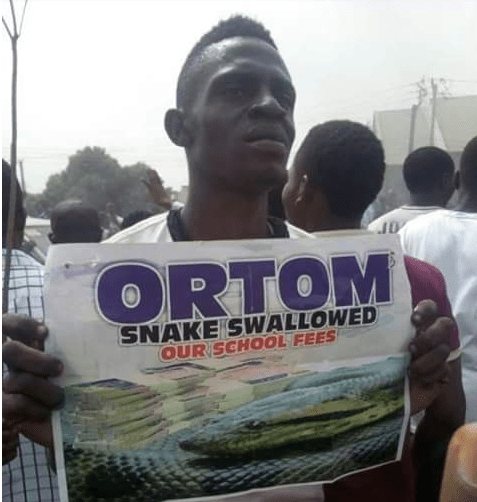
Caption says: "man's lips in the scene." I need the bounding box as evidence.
[243,129,290,155]
[245,138,288,156]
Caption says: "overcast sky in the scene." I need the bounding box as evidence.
[2,0,476,194]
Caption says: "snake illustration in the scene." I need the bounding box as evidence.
[61,356,407,501]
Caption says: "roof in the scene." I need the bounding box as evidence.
[435,96,477,152]
[373,95,477,165]
[26,217,50,227]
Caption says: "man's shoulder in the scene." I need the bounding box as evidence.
[367,207,408,233]
[404,255,449,308]
[105,213,170,243]
[2,248,44,271]
[404,255,445,288]
[399,209,451,240]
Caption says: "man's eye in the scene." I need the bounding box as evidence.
[277,92,294,109]
[223,85,245,97]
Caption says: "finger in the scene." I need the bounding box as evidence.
[2,341,63,377]
[3,372,65,408]
[147,169,162,183]
[2,392,54,423]
[19,421,53,449]
[2,313,48,350]
[409,317,454,357]
[410,382,444,414]
[410,300,439,331]
[409,348,450,382]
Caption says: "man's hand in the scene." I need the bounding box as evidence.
[408,300,453,414]
[3,313,64,448]
[2,418,19,464]
[142,168,172,209]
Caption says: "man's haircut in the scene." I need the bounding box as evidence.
[176,15,277,110]
[460,135,477,193]
[2,159,26,244]
[298,121,385,218]
[50,200,102,243]
[121,210,154,230]
[403,146,454,193]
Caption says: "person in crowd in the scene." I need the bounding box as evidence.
[282,120,465,502]
[120,210,155,230]
[48,199,102,244]
[2,16,459,502]
[103,201,123,238]
[2,160,60,501]
[400,135,477,425]
[368,146,455,233]
[141,168,183,212]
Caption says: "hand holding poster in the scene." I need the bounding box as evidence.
[45,233,412,501]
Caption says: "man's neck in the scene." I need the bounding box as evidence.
[181,186,271,241]
[309,215,361,233]
[409,193,445,207]
[455,192,477,213]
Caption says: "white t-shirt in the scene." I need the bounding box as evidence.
[368,205,442,234]
[399,209,477,422]
[106,211,312,243]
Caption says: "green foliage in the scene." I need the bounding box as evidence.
[27,147,170,218]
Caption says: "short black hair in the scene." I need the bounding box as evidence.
[121,210,154,230]
[460,135,477,193]
[403,147,454,193]
[50,200,102,243]
[296,120,385,218]
[2,159,26,245]
[176,15,277,110]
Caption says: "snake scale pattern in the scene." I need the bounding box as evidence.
[61,356,407,501]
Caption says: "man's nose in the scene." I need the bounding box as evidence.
[249,87,286,118]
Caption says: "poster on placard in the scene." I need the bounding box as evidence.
[46,234,412,502]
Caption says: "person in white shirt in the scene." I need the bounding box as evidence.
[368,146,455,233]
[400,135,477,423]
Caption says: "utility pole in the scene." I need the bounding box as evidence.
[19,159,27,193]
[429,78,438,146]
[408,78,427,154]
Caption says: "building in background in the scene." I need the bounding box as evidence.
[371,95,477,215]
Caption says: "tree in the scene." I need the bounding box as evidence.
[34,147,166,217]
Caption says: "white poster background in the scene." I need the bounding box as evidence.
[46,233,412,502]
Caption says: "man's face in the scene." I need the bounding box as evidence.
[183,37,296,193]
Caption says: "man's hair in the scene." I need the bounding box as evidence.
[460,135,477,193]
[297,120,385,218]
[2,159,26,245]
[50,199,102,243]
[121,210,154,230]
[176,15,277,110]
[403,146,454,193]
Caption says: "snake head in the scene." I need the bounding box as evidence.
[245,420,265,430]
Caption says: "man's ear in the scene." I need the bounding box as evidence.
[298,175,315,204]
[164,108,191,147]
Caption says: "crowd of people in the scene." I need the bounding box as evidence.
[3,14,476,502]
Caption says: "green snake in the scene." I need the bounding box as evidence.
[61,356,407,500]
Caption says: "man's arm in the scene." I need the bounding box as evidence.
[412,358,465,502]
[2,313,64,449]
